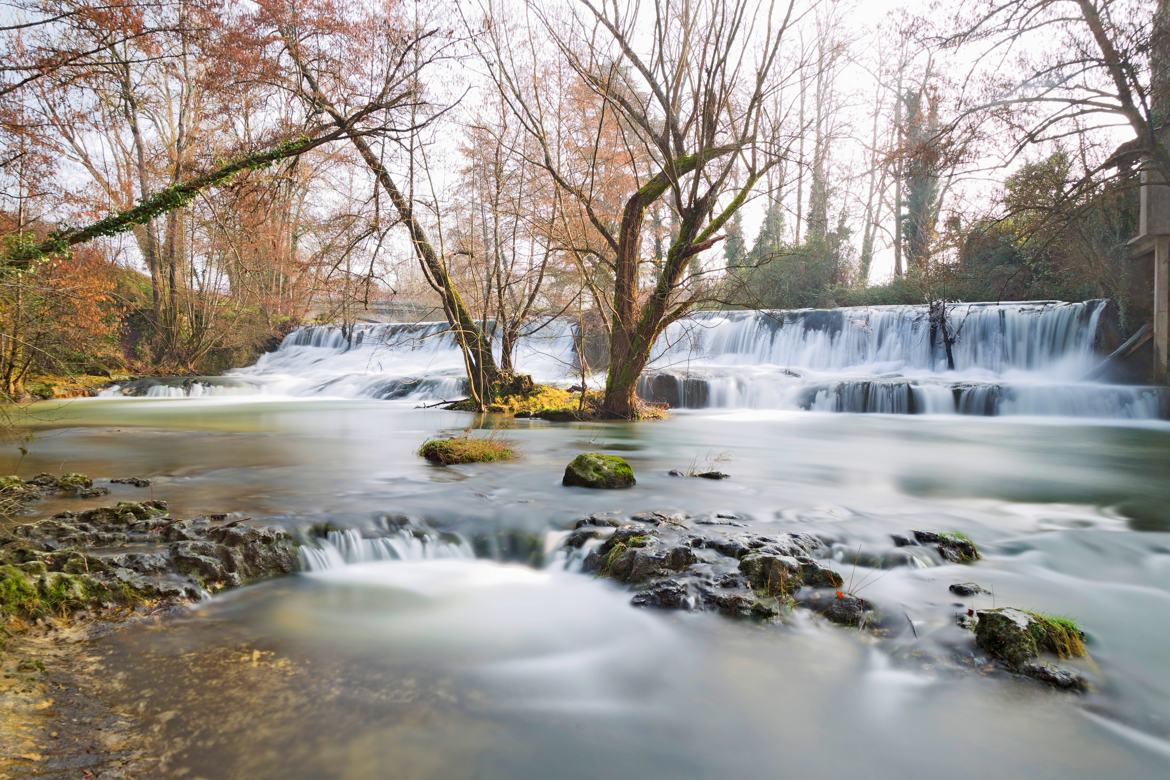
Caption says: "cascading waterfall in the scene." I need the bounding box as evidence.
[121,299,1167,419]
[229,318,581,399]
[637,300,1169,419]
[299,525,474,571]
[648,300,1106,375]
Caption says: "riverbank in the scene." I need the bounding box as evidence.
[0,474,306,778]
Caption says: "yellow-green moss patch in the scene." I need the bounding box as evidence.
[418,436,517,465]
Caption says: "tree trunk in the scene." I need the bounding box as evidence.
[598,148,741,418]
[282,43,499,407]
[602,332,653,418]
[499,328,515,375]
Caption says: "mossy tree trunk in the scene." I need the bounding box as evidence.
[600,148,750,418]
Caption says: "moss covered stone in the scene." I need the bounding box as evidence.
[562,453,636,489]
[739,553,844,597]
[0,564,146,622]
[975,607,1087,667]
[913,529,981,563]
[1,499,297,628]
[418,436,516,465]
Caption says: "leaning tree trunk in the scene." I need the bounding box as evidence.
[597,147,743,418]
[281,42,499,408]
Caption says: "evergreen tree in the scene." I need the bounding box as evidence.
[723,211,747,269]
[747,198,786,268]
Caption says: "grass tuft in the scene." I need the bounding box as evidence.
[1027,611,1086,658]
[418,435,516,465]
[447,383,668,421]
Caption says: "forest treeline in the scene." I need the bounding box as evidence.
[1,0,1167,414]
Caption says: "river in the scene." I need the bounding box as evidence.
[4,300,1170,778]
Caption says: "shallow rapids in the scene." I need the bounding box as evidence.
[4,397,1170,777]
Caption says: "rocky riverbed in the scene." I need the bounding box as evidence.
[0,474,301,778]
[0,469,1122,778]
[558,507,1091,690]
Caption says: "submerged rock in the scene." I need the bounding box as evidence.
[111,477,152,487]
[0,472,112,514]
[1019,663,1088,692]
[912,530,981,563]
[802,592,875,628]
[949,582,988,597]
[562,453,636,489]
[665,469,730,480]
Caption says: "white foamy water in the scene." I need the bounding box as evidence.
[108,300,1167,419]
[299,526,474,570]
[637,301,1167,418]
[230,318,580,399]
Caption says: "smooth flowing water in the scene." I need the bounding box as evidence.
[9,300,1170,778]
[104,300,1170,419]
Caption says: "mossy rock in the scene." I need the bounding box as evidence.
[0,565,143,621]
[0,475,39,502]
[562,453,636,489]
[975,608,1086,667]
[913,530,981,563]
[418,437,516,465]
[739,553,843,597]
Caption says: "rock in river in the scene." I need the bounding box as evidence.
[974,607,1089,690]
[0,500,297,622]
[571,511,848,623]
[562,453,636,489]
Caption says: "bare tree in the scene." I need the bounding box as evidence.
[481,0,804,417]
[949,0,1169,183]
[261,0,505,408]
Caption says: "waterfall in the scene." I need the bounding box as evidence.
[648,300,1105,375]
[227,318,580,399]
[636,300,1168,419]
[299,526,474,571]
[139,299,1166,419]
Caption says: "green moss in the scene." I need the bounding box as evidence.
[418,436,516,465]
[1026,611,1086,659]
[0,565,39,619]
[975,607,1087,667]
[940,531,973,543]
[0,564,148,623]
[562,453,636,489]
[4,134,317,269]
[600,541,629,576]
[56,473,93,490]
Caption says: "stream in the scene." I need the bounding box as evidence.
[5,398,1170,778]
[5,300,1170,778]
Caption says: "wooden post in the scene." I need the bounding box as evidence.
[1156,236,1170,382]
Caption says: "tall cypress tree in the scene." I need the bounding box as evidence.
[723,211,747,269]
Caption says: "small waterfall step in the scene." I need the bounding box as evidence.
[129,298,1165,420]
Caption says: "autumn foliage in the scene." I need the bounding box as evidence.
[0,215,123,396]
